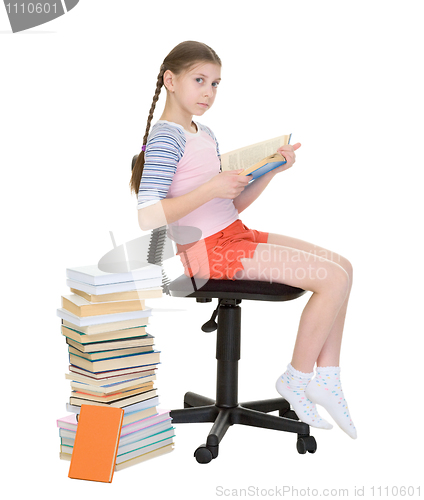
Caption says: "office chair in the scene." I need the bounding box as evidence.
[134,156,318,463]
[145,225,318,463]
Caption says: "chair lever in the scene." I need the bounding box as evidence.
[201,299,222,332]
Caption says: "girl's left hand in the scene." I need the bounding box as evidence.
[273,143,301,174]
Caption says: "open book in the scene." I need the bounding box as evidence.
[220,134,292,181]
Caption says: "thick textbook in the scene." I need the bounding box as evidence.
[69,374,156,395]
[61,293,146,317]
[68,364,157,381]
[71,287,162,303]
[61,318,149,337]
[68,349,160,373]
[221,134,292,181]
[68,404,124,483]
[56,306,152,327]
[69,389,158,408]
[64,333,154,352]
[66,396,160,416]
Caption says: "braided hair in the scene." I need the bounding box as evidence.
[129,41,221,195]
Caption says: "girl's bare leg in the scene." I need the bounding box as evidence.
[266,233,353,369]
[235,233,353,373]
[236,233,357,439]
[235,233,357,437]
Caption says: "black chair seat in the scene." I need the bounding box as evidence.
[169,274,307,302]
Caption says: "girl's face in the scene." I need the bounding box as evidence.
[168,62,221,117]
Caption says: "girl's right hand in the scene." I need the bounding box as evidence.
[207,169,250,199]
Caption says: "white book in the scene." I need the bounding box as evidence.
[66,264,162,285]
[66,277,162,295]
[57,307,152,327]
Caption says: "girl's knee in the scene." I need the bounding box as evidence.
[330,252,353,289]
[340,257,353,281]
[339,256,353,289]
[338,253,352,273]
[318,264,350,302]
[332,266,350,302]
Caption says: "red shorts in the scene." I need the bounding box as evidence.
[176,219,269,280]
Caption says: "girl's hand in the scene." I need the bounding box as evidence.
[207,169,250,199]
[273,142,302,174]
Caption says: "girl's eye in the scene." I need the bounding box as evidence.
[195,78,219,88]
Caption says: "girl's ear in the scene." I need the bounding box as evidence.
[163,69,176,92]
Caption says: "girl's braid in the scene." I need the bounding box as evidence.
[129,64,166,194]
[142,64,166,147]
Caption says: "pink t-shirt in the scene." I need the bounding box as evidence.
[138,120,239,241]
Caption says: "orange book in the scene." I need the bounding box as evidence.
[68,404,124,483]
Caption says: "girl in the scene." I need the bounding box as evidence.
[130,41,356,439]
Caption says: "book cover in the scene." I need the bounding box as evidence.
[68,404,124,483]
[240,152,287,181]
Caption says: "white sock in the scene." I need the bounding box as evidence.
[305,366,357,439]
[276,364,333,429]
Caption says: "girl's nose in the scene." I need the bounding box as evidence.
[203,85,213,97]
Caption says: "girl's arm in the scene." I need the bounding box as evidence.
[232,170,276,214]
[138,170,249,231]
[138,182,215,231]
[233,142,301,213]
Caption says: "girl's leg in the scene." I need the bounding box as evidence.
[266,232,353,369]
[235,240,350,373]
[234,241,348,429]
[235,234,357,437]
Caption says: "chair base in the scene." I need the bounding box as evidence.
[170,392,317,463]
[169,299,317,462]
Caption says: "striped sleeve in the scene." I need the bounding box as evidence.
[137,123,186,209]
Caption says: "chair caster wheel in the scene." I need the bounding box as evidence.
[194,444,214,464]
[297,435,317,454]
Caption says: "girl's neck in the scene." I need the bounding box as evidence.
[160,113,197,134]
[160,97,197,134]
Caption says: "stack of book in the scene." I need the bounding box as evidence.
[56,264,175,471]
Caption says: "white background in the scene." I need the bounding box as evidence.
[1,0,423,498]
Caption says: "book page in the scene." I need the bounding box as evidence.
[220,135,291,171]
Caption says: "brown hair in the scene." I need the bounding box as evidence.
[129,41,222,195]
